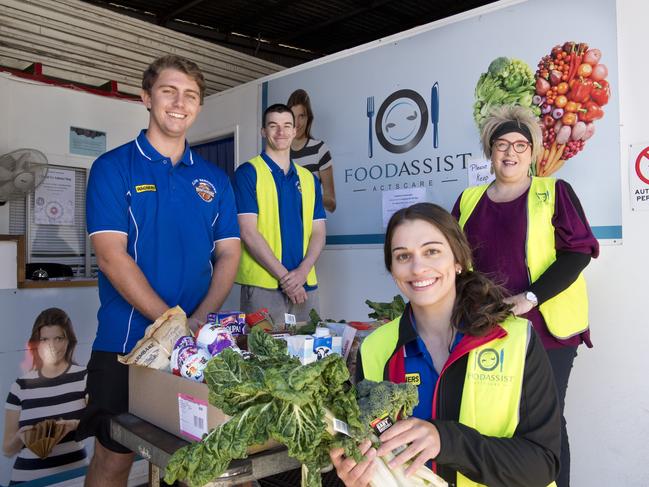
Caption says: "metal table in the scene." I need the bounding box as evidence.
[110,413,301,486]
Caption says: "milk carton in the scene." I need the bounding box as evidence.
[313,327,333,360]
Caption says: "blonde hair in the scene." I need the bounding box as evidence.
[479,105,542,163]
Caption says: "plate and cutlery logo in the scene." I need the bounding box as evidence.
[366,82,439,157]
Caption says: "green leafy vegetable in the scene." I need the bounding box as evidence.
[365,295,406,321]
[164,328,446,487]
[473,57,539,127]
[164,327,364,487]
[354,380,447,486]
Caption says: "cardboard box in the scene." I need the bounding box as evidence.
[129,365,277,453]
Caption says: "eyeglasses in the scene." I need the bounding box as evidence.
[493,139,531,154]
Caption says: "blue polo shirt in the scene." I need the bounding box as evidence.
[405,315,463,421]
[233,152,326,290]
[86,130,240,353]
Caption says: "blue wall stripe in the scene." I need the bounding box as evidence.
[261,81,268,112]
[0,456,145,487]
[591,225,622,239]
[261,82,268,151]
[326,226,622,246]
[326,234,385,245]
[2,465,88,487]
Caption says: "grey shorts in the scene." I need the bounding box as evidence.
[240,285,319,329]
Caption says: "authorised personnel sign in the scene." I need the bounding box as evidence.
[630,143,649,211]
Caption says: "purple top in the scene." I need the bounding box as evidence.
[452,179,599,349]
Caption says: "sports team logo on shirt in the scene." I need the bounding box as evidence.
[295,180,302,194]
[192,179,216,202]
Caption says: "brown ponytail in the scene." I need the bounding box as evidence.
[452,270,513,336]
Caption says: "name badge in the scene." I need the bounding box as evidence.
[136,184,156,193]
[405,373,421,386]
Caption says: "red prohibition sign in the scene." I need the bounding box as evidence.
[635,147,649,185]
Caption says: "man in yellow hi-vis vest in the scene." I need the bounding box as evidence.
[233,104,326,327]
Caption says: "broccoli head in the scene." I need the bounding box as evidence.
[355,380,419,430]
[487,56,510,77]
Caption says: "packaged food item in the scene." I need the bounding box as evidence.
[196,325,238,356]
[245,308,274,332]
[331,336,343,356]
[178,347,212,382]
[118,306,190,369]
[345,322,382,383]
[323,322,358,359]
[174,335,196,350]
[283,335,315,365]
[147,307,190,355]
[217,311,247,335]
[120,338,170,370]
[313,327,333,360]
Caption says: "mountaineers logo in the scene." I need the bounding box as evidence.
[193,179,216,203]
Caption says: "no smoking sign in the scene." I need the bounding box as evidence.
[630,143,649,210]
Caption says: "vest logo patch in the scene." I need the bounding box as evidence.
[477,348,501,372]
[536,190,550,203]
[135,184,156,193]
[405,373,421,386]
[468,348,514,385]
[193,179,216,203]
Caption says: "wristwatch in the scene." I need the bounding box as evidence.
[525,291,538,307]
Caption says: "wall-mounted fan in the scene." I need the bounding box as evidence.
[0,149,49,205]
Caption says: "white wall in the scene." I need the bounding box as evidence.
[1,0,647,484]
[195,1,649,485]
[0,73,147,233]
[0,73,148,485]
[188,82,261,165]
[564,1,649,484]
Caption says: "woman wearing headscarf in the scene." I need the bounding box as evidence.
[452,104,599,487]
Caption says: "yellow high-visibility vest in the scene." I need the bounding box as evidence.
[236,155,317,289]
[360,315,556,487]
[456,318,555,487]
[458,177,589,339]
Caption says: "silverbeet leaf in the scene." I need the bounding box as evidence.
[164,327,367,487]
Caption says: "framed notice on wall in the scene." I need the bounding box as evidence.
[34,168,76,226]
[69,126,106,157]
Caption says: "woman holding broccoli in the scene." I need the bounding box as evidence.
[330,203,560,487]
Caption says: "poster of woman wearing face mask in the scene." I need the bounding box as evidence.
[2,308,88,484]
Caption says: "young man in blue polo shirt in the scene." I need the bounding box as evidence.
[79,55,240,486]
[234,104,326,327]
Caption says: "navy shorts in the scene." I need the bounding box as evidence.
[76,351,132,454]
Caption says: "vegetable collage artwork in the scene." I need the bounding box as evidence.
[164,326,447,487]
[534,41,610,176]
[474,41,611,177]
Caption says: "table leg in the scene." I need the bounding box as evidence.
[149,462,161,487]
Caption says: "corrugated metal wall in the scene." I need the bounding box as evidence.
[0,0,283,96]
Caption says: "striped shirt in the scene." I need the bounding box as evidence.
[5,365,87,483]
[290,138,332,176]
